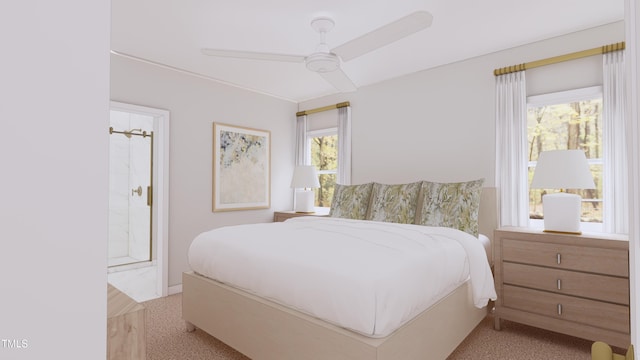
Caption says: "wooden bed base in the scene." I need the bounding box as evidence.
[183,271,488,360]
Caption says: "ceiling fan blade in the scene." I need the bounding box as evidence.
[319,68,357,92]
[332,11,433,62]
[201,49,305,63]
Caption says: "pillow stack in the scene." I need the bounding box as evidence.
[328,179,484,237]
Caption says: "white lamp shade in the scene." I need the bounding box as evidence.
[290,166,320,189]
[530,150,596,190]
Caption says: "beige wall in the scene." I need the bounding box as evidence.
[300,21,625,187]
[110,55,298,286]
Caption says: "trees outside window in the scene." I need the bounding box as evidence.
[527,87,603,224]
[308,129,337,207]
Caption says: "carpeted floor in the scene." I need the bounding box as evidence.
[143,293,597,359]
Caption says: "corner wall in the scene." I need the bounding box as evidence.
[110,55,298,286]
[625,0,640,351]
[0,1,110,358]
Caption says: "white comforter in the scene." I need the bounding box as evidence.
[188,217,497,338]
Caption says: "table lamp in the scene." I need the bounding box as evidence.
[290,165,320,213]
[530,150,596,234]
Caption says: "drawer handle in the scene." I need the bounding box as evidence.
[557,279,562,290]
[557,253,561,265]
[557,304,563,315]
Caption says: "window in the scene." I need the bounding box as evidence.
[296,104,351,209]
[527,86,603,230]
[307,128,337,207]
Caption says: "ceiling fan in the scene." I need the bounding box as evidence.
[201,11,433,93]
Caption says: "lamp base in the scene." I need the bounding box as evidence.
[542,192,582,234]
[294,189,315,213]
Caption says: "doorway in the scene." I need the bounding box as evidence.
[108,120,153,267]
[107,101,169,302]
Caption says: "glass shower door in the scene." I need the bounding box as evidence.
[108,110,153,268]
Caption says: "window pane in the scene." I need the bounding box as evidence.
[315,173,336,207]
[309,133,338,207]
[527,98,603,223]
[310,135,337,171]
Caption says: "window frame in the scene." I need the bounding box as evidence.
[526,85,604,232]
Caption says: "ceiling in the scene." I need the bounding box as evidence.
[111,0,624,103]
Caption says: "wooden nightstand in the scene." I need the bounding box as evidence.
[273,210,329,222]
[493,227,630,348]
[107,284,146,360]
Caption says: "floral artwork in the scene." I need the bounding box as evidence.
[213,123,270,211]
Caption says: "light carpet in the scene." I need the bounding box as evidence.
[144,293,596,360]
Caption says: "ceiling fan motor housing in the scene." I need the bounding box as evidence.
[306,52,340,73]
[306,17,340,73]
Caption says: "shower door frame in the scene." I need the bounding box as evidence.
[110,101,170,298]
[108,125,153,265]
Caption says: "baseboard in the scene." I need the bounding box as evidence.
[168,284,182,295]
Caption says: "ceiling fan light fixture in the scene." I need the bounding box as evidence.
[305,52,340,73]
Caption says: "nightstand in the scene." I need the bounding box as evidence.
[493,227,630,348]
[273,210,329,222]
[107,284,146,359]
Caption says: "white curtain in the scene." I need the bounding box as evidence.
[495,71,529,227]
[295,114,308,166]
[603,50,628,234]
[337,106,352,185]
[293,114,308,211]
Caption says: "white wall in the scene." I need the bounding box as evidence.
[300,22,625,187]
[0,1,110,359]
[110,55,298,286]
[626,0,640,351]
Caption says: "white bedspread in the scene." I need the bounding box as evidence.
[188,217,497,338]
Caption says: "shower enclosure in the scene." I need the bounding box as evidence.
[108,110,154,268]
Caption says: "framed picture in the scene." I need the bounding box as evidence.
[212,123,271,211]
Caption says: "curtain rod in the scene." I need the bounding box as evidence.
[493,42,625,76]
[296,101,350,117]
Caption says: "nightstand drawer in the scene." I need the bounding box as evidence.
[502,285,629,334]
[502,239,628,277]
[503,262,629,305]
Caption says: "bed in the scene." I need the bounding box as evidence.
[183,182,498,360]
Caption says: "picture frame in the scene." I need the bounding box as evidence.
[212,122,271,212]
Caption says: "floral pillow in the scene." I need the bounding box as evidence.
[417,179,484,236]
[328,183,373,220]
[366,182,422,224]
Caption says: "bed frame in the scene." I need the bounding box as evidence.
[183,187,498,360]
